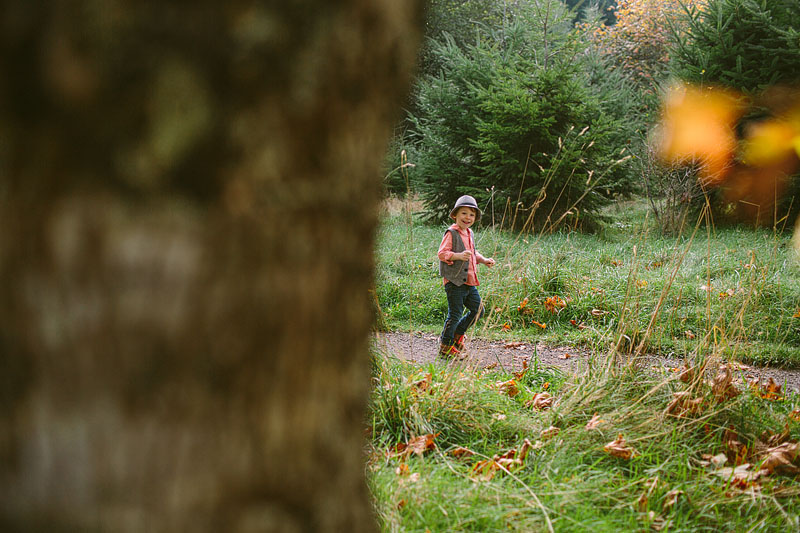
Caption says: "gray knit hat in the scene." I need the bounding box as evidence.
[449,195,482,221]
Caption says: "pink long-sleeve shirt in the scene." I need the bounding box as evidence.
[437,224,488,286]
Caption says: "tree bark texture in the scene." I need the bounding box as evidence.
[0,2,423,531]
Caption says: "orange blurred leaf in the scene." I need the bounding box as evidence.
[659,84,744,185]
[532,320,547,329]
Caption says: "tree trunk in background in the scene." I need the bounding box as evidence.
[0,2,423,531]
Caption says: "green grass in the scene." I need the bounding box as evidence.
[376,198,800,367]
[367,353,800,532]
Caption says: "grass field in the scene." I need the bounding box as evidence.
[367,353,800,532]
[370,197,800,532]
[376,198,800,367]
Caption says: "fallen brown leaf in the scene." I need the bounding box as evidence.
[662,489,685,512]
[665,391,704,417]
[525,392,553,411]
[496,379,520,397]
[394,433,438,459]
[451,446,474,459]
[513,359,529,380]
[604,434,637,460]
[585,413,603,430]
[412,372,432,393]
[759,442,800,474]
[540,426,560,441]
[711,366,740,402]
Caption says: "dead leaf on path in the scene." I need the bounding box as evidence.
[484,362,499,370]
[558,353,572,360]
[503,341,526,349]
[525,392,553,411]
[604,434,637,460]
[750,377,784,401]
[496,379,520,397]
[585,413,604,430]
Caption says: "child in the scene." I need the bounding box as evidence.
[437,195,495,357]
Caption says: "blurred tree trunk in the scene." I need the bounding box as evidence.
[0,2,423,531]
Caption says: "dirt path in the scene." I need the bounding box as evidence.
[373,330,800,393]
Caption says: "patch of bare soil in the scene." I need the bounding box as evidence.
[373,331,800,393]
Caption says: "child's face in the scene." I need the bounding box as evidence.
[453,207,476,229]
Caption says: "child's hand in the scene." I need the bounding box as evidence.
[460,250,472,261]
[485,257,496,267]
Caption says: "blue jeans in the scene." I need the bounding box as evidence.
[440,283,483,346]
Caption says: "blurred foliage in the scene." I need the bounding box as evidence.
[667,0,800,225]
